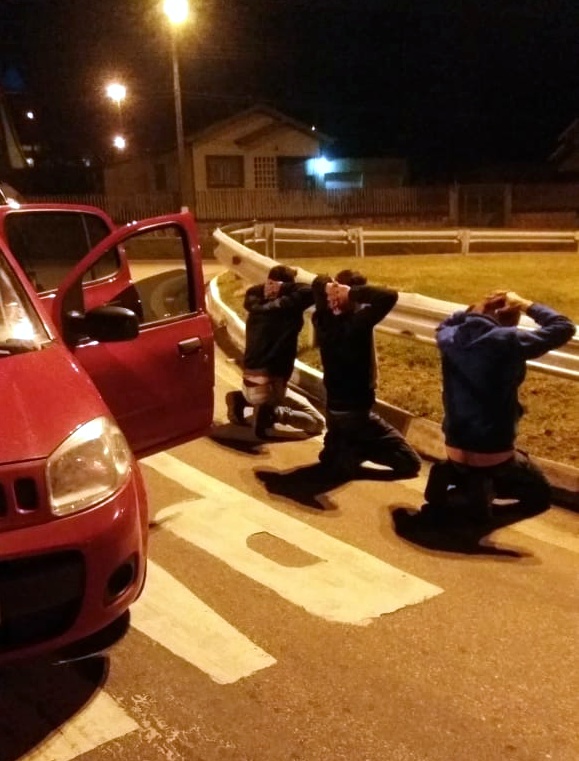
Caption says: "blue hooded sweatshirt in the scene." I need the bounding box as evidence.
[436,303,576,453]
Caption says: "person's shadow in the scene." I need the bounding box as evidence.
[388,503,539,559]
[256,462,402,511]
[208,419,310,457]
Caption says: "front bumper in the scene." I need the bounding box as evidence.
[0,465,148,665]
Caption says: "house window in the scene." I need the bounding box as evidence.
[206,155,244,188]
[154,163,167,191]
[254,156,277,189]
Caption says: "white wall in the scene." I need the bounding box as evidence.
[192,122,321,191]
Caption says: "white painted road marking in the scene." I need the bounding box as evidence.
[130,559,276,684]
[20,691,138,761]
[142,452,444,625]
[12,442,575,761]
[500,516,579,555]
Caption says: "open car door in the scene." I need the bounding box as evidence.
[52,212,214,456]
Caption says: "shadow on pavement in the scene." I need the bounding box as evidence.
[389,503,538,559]
[209,422,309,456]
[0,655,108,761]
[256,462,402,512]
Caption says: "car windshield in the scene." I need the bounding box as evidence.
[0,248,49,354]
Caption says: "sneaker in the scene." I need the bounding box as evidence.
[225,391,248,426]
[254,405,276,439]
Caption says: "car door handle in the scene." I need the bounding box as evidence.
[178,337,202,356]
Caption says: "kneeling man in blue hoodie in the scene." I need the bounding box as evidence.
[422,290,576,525]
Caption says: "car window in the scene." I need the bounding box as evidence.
[0,249,49,351]
[4,211,119,293]
[102,224,197,325]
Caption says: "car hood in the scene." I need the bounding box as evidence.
[0,343,111,462]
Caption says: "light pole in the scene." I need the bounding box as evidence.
[163,0,190,212]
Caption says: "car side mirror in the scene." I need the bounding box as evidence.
[64,305,139,345]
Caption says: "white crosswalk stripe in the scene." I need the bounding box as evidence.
[18,692,138,761]
[142,452,444,625]
[501,515,579,554]
[130,559,276,684]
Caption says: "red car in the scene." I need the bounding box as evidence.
[0,206,214,664]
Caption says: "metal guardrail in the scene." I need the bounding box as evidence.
[213,225,579,381]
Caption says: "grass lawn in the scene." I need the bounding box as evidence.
[217,253,579,467]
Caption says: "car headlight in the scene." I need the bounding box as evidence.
[47,416,133,517]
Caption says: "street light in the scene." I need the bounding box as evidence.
[163,0,190,211]
[105,82,127,131]
[113,135,127,151]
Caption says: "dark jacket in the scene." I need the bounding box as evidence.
[436,303,576,453]
[243,282,314,379]
[312,276,398,410]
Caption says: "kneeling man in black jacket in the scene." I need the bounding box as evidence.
[312,270,421,479]
[226,264,325,439]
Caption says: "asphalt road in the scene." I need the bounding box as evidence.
[1,261,577,761]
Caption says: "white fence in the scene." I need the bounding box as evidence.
[213,224,579,381]
[228,222,579,257]
[26,183,579,225]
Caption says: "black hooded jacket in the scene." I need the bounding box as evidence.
[312,276,398,410]
[243,282,314,379]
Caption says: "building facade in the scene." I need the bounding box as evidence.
[104,105,333,202]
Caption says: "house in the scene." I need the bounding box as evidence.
[104,104,334,204]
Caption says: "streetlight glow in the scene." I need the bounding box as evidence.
[106,82,127,137]
[106,82,126,106]
[113,135,127,150]
[163,0,189,25]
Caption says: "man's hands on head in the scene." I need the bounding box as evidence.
[488,290,533,314]
[501,291,533,313]
[325,281,350,314]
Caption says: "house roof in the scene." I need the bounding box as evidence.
[549,118,579,164]
[186,104,334,146]
[556,118,579,142]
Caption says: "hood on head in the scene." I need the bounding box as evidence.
[448,311,502,348]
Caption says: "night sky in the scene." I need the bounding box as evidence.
[2,0,579,180]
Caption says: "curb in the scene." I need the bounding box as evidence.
[207,277,579,511]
